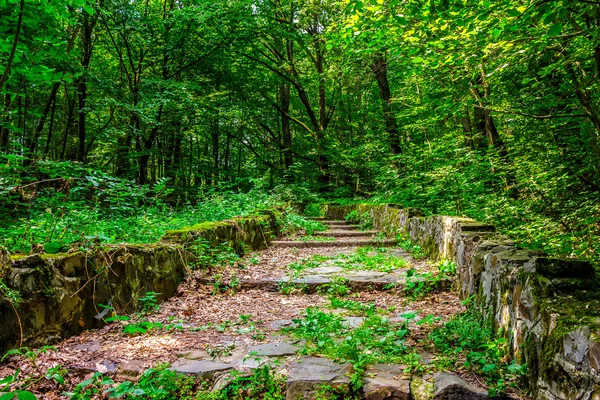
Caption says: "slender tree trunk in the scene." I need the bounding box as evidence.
[77,12,97,162]
[0,0,24,92]
[29,83,60,156]
[315,45,330,186]
[280,83,293,171]
[211,74,221,185]
[472,74,507,156]
[60,86,77,160]
[138,105,163,184]
[461,109,479,149]
[0,94,10,153]
[173,130,182,183]
[224,130,231,172]
[371,55,401,154]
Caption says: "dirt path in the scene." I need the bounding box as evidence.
[0,219,502,399]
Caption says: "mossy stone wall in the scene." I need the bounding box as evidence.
[0,211,280,354]
[325,203,600,400]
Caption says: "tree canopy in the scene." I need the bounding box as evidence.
[2,0,600,263]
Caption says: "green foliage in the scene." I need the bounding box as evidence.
[328,297,375,315]
[281,212,327,236]
[396,234,427,260]
[345,211,373,230]
[0,279,21,306]
[288,247,408,277]
[286,307,411,389]
[318,276,351,297]
[61,363,284,400]
[430,308,527,396]
[0,162,280,255]
[138,291,161,314]
[189,241,241,270]
[1,347,63,398]
[404,259,455,300]
[303,203,324,217]
[299,235,335,242]
[122,321,164,336]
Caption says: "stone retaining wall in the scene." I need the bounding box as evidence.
[325,203,600,400]
[0,212,280,354]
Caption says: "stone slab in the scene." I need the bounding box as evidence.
[433,372,488,399]
[286,356,352,400]
[170,360,233,378]
[342,316,365,328]
[248,342,298,357]
[176,349,210,360]
[363,363,410,400]
[304,266,345,275]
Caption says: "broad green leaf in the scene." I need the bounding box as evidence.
[548,23,562,36]
[43,241,63,254]
[16,392,37,400]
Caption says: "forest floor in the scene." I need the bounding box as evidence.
[0,220,526,399]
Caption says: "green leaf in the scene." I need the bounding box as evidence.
[491,28,502,40]
[16,392,37,400]
[44,241,63,254]
[82,4,94,14]
[0,393,15,400]
[548,23,562,36]
[543,11,557,25]
[105,315,130,322]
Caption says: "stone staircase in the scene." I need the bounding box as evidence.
[271,219,396,248]
[11,217,484,400]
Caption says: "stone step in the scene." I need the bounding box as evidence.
[286,357,352,400]
[325,224,361,231]
[198,273,452,294]
[315,230,377,238]
[321,220,350,226]
[272,238,396,248]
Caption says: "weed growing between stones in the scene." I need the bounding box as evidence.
[278,281,309,295]
[327,297,376,314]
[299,235,336,242]
[284,306,437,390]
[429,305,528,396]
[404,260,456,299]
[59,364,286,400]
[287,246,409,277]
[0,280,21,307]
[317,277,350,297]
[396,234,427,259]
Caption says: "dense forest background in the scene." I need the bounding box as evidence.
[1,0,599,266]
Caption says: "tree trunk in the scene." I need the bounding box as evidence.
[315,44,330,186]
[371,55,402,154]
[77,12,97,162]
[280,83,293,171]
[211,74,221,185]
[44,88,58,155]
[60,85,77,160]
[0,94,10,153]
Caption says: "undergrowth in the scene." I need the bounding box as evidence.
[285,306,435,389]
[61,364,285,400]
[430,303,527,396]
[288,247,408,277]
